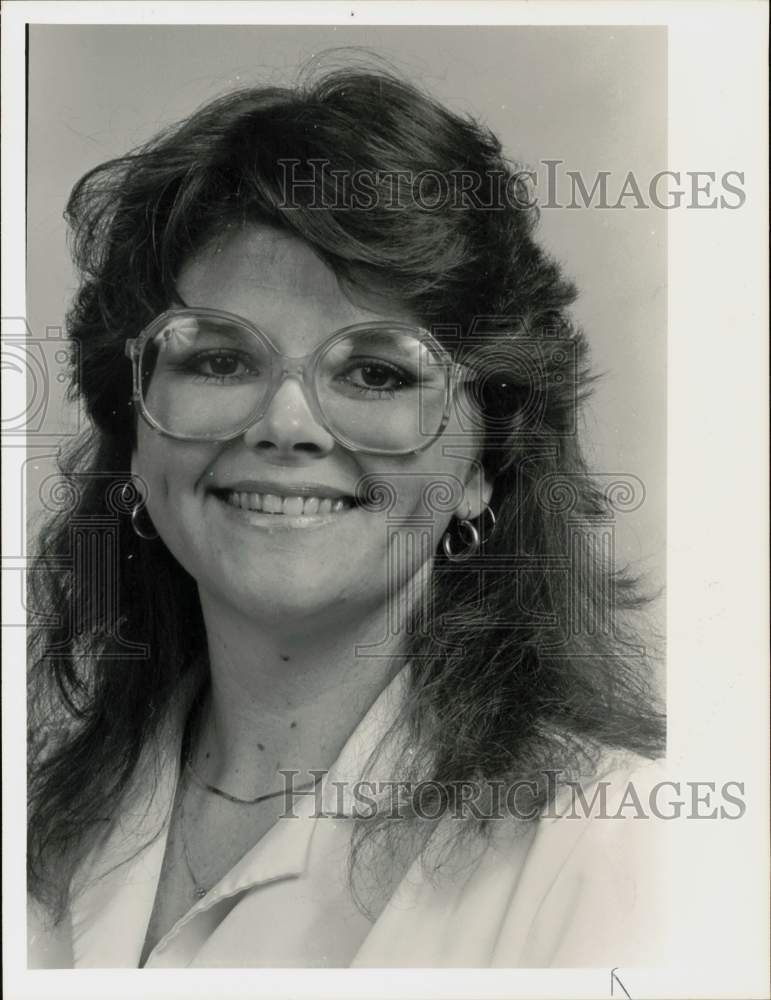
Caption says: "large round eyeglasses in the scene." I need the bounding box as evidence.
[124,308,472,455]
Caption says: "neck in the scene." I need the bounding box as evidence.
[190,587,416,796]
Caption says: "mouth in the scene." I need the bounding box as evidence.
[211,489,358,517]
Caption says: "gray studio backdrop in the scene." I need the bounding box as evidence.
[25,24,666,613]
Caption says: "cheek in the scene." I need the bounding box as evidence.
[131,430,213,513]
[358,453,470,540]
[410,450,478,514]
[131,437,166,503]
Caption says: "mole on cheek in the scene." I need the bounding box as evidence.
[280,655,290,662]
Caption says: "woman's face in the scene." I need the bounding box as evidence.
[131,224,492,627]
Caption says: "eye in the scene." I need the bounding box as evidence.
[196,352,246,377]
[337,360,413,396]
[353,363,408,389]
[173,348,264,383]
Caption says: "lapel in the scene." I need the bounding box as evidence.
[69,673,200,967]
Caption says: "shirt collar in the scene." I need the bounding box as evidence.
[69,662,413,962]
[320,665,412,817]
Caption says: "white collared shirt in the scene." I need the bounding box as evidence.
[28,670,667,968]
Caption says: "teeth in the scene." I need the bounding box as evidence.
[263,493,283,514]
[282,497,304,516]
[221,491,353,515]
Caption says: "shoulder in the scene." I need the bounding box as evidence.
[27,896,74,969]
[489,751,669,966]
[353,751,669,967]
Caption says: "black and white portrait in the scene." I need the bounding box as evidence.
[6,6,767,999]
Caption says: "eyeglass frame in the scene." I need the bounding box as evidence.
[124,306,475,456]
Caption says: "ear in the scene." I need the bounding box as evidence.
[129,449,147,501]
[460,457,494,520]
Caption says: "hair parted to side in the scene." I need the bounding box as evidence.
[28,59,665,921]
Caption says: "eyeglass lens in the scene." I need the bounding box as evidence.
[139,314,450,451]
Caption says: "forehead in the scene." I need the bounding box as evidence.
[176,224,417,345]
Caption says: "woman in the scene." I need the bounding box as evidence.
[27,65,666,968]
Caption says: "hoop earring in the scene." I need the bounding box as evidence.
[131,503,159,540]
[440,501,496,562]
[121,481,159,540]
[442,509,480,562]
[476,503,497,544]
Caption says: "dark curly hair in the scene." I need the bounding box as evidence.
[27,61,665,920]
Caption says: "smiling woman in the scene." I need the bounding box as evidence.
[27,63,666,969]
[131,227,491,629]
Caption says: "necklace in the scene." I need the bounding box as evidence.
[185,754,313,806]
[184,688,322,805]
[177,685,323,899]
[178,769,323,900]
[178,785,208,900]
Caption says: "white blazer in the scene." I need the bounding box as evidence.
[28,670,666,968]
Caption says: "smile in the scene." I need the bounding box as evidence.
[218,490,357,516]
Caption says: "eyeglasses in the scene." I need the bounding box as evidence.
[124,307,472,455]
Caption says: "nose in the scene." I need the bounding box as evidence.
[241,374,336,458]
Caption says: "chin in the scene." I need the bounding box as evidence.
[211,574,367,623]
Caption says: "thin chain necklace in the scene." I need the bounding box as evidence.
[186,754,311,806]
[178,781,209,900]
[177,685,322,899]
